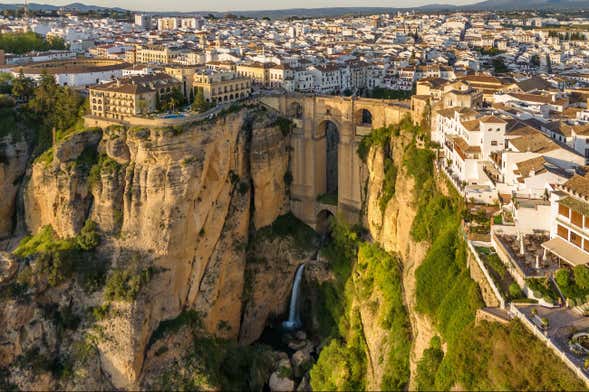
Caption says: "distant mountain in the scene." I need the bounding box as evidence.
[0,2,128,13]
[0,0,587,17]
[461,0,589,10]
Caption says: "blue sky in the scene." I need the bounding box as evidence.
[0,1,477,12]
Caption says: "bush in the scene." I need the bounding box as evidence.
[508,283,523,299]
[104,265,153,302]
[555,268,571,288]
[574,266,589,290]
[274,116,293,137]
[415,336,444,391]
[379,159,397,214]
[88,154,122,188]
[357,126,392,162]
[254,213,318,252]
[435,320,585,390]
[158,337,275,391]
[76,220,100,251]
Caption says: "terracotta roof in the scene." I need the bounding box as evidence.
[479,115,507,124]
[516,156,547,178]
[562,174,589,200]
[461,119,480,132]
[509,133,558,154]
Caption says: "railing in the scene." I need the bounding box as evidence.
[510,303,589,388]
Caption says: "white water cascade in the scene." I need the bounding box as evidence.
[282,264,306,330]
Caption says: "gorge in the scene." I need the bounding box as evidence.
[0,97,587,391]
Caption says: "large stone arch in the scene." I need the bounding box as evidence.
[316,120,340,196]
[260,94,411,229]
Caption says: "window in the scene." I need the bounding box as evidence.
[491,141,498,146]
[584,239,589,252]
[559,204,570,218]
[572,210,583,227]
[496,128,501,132]
[558,224,568,239]
[571,231,582,248]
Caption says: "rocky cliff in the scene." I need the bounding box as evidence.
[0,133,29,240]
[363,133,432,389]
[0,108,295,390]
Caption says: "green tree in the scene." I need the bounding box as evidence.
[76,220,100,251]
[161,87,185,112]
[0,32,66,54]
[192,89,211,112]
[11,71,34,101]
[574,266,589,290]
[0,72,14,94]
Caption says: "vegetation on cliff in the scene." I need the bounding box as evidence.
[309,220,411,390]
[150,310,275,391]
[406,141,586,390]
[13,221,105,292]
[0,71,87,158]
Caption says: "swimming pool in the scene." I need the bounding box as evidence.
[162,113,186,119]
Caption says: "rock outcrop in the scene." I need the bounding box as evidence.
[363,136,431,390]
[24,129,102,238]
[239,234,312,345]
[250,117,289,229]
[0,133,29,239]
[0,107,297,390]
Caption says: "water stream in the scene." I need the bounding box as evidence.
[282,263,306,330]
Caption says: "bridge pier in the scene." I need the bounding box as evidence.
[261,94,410,229]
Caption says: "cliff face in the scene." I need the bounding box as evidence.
[0,133,29,239]
[1,108,295,390]
[25,130,102,238]
[363,137,432,390]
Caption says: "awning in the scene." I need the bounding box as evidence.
[542,237,589,267]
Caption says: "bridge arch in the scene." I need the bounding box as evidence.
[316,209,335,236]
[355,108,373,126]
[288,101,304,119]
[318,120,340,196]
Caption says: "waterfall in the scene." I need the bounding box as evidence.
[282,264,305,330]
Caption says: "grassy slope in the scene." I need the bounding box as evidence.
[309,223,411,391]
[407,140,587,391]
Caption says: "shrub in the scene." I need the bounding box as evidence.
[555,268,571,288]
[104,265,154,302]
[574,266,589,290]
[508,283,523,299]
[76,220,100,251]
[415,336,445,391]
[357,126,392,162]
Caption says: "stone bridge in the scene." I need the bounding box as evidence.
[261,94,410,229]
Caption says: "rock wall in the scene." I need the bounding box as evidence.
[250,118,289,229]
[0,134,29,239]
[363,137,432,390]
[24,130,102,238]
[239,235,312,345]
[6,108,294,389]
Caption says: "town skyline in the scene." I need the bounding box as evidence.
[0,0,492,12]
